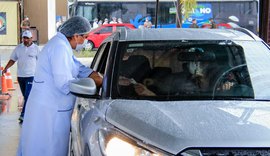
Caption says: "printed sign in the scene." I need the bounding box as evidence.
[0,12,7,35]
[183,3,213,28]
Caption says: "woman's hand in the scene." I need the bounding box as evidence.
[89,71,103,87]
[118,76,133,86]
[134,83,156,96]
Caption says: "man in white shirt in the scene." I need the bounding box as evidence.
[3,30,40,123]
[93,18,99,29]
[110,17,117,24]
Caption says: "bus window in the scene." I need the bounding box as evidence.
[76,3,96,22]
[98,3,122,21]
[68,4,75,17]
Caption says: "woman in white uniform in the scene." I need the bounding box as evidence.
[17,16,102,156]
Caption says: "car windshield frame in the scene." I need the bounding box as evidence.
[111,40,270,101]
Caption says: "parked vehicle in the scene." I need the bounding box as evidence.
[86,23,135,50]
[69,0,259,33]
[69,28,270,156]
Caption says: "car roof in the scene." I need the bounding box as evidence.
[103,28,262,43]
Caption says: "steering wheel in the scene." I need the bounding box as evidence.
[212,64,250,98]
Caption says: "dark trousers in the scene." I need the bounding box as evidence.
[18,77,34,118]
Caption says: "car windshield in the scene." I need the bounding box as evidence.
[115,40,270,101]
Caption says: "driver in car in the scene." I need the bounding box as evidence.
[118,52,156,97]
[186,48,212,92]
[187,49,236,92]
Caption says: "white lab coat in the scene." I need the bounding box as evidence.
[17,32,93,156]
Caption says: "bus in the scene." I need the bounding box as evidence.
[68,0,259,33]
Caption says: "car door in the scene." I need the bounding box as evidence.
[81,42,112,155]
[70,43,112,156]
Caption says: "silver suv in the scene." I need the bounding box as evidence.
[69,28,270,156]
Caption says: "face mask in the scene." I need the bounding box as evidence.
[75,39,87,52]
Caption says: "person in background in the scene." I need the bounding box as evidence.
[20,16,31,32]
[118,18,123,23]
[103,18,109,25]
[93,18,99,28]
[98,20,103,26]
[2,30,40,123]
[16,16,103,156]
[189,19,199,28]
[110,17,117,24]
[209,18,217,29]
[144,17,152,28]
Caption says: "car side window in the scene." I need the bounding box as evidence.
[98,26,113,34]
[124,26,133,30]
[91,44,106,70]
[92,42,111,95]
[91,42,111,74]
[116,26,126,31]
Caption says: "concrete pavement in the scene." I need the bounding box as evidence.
[0,46,22,156]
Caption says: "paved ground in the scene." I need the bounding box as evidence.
[0,46,21,156]
[0,45,92,155]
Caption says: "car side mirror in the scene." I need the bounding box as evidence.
[69,78,99,98]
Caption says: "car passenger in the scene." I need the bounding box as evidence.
[118,53,156,96]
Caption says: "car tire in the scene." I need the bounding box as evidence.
[85,41,94,51]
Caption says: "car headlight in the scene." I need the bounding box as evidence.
[98,128,170,156]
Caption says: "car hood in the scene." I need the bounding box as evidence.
[105,100,270,154]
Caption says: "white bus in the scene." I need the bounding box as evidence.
[68,0,259,33]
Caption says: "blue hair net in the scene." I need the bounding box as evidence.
[59,16,91,37]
